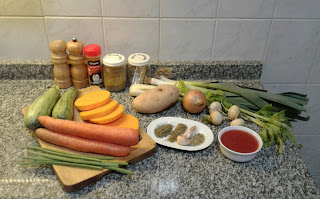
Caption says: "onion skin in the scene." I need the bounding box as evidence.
[182,90,207,113]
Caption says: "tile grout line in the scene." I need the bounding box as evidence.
[1,15,320,20]
[211,0,220,60]
[158,0,161,61]
[306,39,320,86]
[100,0,107,55]
[262,0,278,67]
[39,0,50,45]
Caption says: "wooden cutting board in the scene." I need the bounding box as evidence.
[22,86,156,192]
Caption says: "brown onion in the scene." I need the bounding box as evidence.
[182,89,207,113]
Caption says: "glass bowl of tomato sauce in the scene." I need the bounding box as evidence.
[218,126,263,162]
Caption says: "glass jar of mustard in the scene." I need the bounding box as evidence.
[127,53,150,85]
[102,53,127,91]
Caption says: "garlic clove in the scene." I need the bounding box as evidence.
[183,125,197,139]
[177,135,191,146]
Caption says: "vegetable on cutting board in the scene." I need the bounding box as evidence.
[80,100,118,121]
[90,105,124,124]
[132,84,179,114]
[24,85,60,130]
[105,113,139,130]
[35,128,132,157]
[37,116,139,147]
[52,88,78,120]
[75,90,111,111]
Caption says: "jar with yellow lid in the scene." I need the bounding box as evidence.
[103,53,127,91]
[127,53,150,85]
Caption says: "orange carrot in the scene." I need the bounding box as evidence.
[37,116,139,147]
[35,128,131,157]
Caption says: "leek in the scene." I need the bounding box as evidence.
[156,77,308,121]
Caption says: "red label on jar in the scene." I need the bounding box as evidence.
[87,60,103,86]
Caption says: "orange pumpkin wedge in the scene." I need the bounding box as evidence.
[75,90,110,111]
[90,105,124,124]
[80,100,118,121]
[105,113,139,130]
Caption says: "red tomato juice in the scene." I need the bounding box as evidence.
[221,130,259,153]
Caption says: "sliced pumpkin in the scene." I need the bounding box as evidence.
[105,113,139,130]
[80,100,118,121]
[90,105,124,124]
[75,90,110,111]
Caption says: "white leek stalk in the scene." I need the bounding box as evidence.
[129,84,156,97]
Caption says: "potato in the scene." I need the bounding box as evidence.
[132,84,179,114]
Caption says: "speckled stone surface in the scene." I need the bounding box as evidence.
[0,60,54,80]
[150,60,262,80]
[0,61,319,199]
[0,60,262,80]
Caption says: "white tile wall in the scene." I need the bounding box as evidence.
[103,18,159,59]
[274,0,320,19]
[159,19,215,61]
[261,20,320,84]
[0,17,49,60]
[293,85,320,136]
[315,176,320,191]
[213,19,271,61]
[295,135,320,176]
[0,0,43,16]
[41,0,102,17]
[308,49,320,84]
[218,0,276,18]
[261,84,306,95]
[102,0,159,17]
[1,0,320,191]
[161,0,218,18]
[45,17,105,55]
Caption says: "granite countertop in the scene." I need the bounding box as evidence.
[0,61,319,199]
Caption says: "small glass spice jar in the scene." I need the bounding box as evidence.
[84,44,103,87]
[127,53,150,85]
[103,53,127,91]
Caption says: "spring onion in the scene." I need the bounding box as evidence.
[21,147,132,175]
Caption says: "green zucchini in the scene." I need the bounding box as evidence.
[52,88,78,120]
[24,85,60,130]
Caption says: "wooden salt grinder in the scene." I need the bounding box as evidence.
[49,40,72,89]
[67,38,88,88]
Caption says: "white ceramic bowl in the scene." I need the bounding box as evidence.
[218,126,263,162]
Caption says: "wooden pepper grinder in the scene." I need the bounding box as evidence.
[67,38,88,88]
[49,40,72,89]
